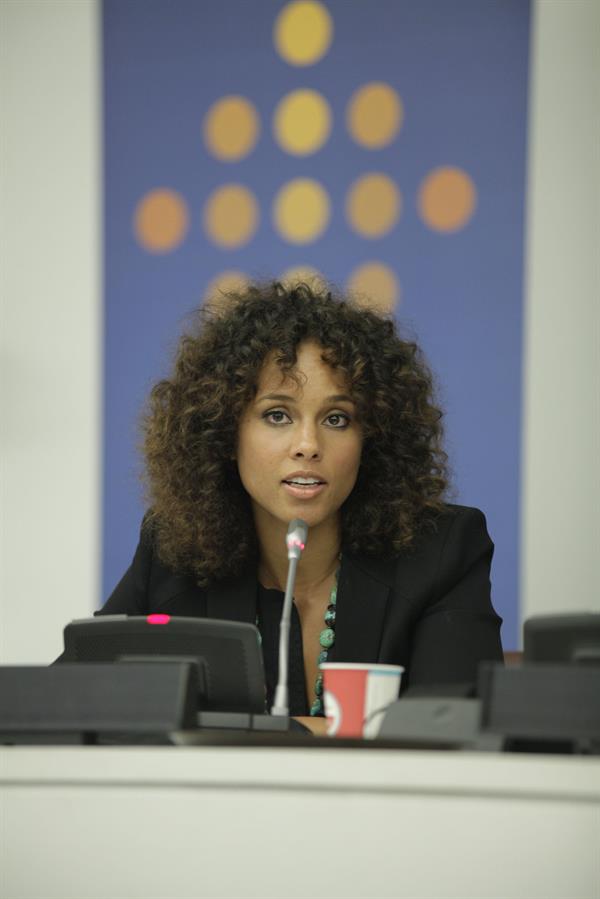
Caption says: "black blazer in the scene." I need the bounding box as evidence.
[100,504,503,692]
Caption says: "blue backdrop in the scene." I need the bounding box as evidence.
[103,0,530,648]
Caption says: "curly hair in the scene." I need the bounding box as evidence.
[143,281,448,583]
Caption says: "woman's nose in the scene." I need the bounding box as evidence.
[290,424,321,460]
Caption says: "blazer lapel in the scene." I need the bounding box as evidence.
[333,554,394,663]
[206,555,393,661]
[206,569,257,624]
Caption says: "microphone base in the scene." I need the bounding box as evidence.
[196,711,291,732]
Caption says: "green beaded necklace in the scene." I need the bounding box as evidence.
[309,568,339,717]
[256,568,340,717]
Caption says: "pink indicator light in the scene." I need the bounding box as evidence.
[146,614,171,625]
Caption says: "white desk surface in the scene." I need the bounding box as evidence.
[1,745,599,899]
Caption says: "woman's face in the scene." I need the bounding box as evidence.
[236,341,363,535]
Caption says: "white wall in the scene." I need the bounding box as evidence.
[0,0,598,663]
[0,0,101,662]
[521,0,600,621]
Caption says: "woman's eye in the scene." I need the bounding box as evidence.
[263,409,290,425]
[325,413,350,428]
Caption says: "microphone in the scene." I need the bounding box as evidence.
[271,519,308,717]
[286,519,308,560]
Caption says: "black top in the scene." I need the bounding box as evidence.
[98,504,504,714]
[257,584,309,715]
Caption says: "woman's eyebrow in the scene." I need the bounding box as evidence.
[324,394,355,405]
[256,392,355,404]
[255,393,296,404]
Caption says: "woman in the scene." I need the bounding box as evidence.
[101,281,503,734]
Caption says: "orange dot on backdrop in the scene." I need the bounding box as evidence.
[203,270,250,308]
[203,185,259,249]
[346,173,402,238]
[134,189,189,253]
[273,178,331,244]
[347,261,400,314]
[203,96,260,161]
[273,1,333,66]
[347,82,403,149]
[279,265,326,291]
[273,89,332,156]
[418,166,477,232]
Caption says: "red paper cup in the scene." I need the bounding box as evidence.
[321,662,404,738]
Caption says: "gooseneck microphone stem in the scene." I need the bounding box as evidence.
[270,556,299,716]
[271,519,308,717]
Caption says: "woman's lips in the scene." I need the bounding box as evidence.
[281,481,327,500]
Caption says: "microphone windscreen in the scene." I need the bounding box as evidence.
[286,519,308,553]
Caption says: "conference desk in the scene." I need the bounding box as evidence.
[1,740,599,899]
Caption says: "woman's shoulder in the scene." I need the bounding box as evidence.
[343,503,492,588]
[428,501,488,527]
[100,513,205,616]
[431,502,492,558]
[426,502,491,547]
